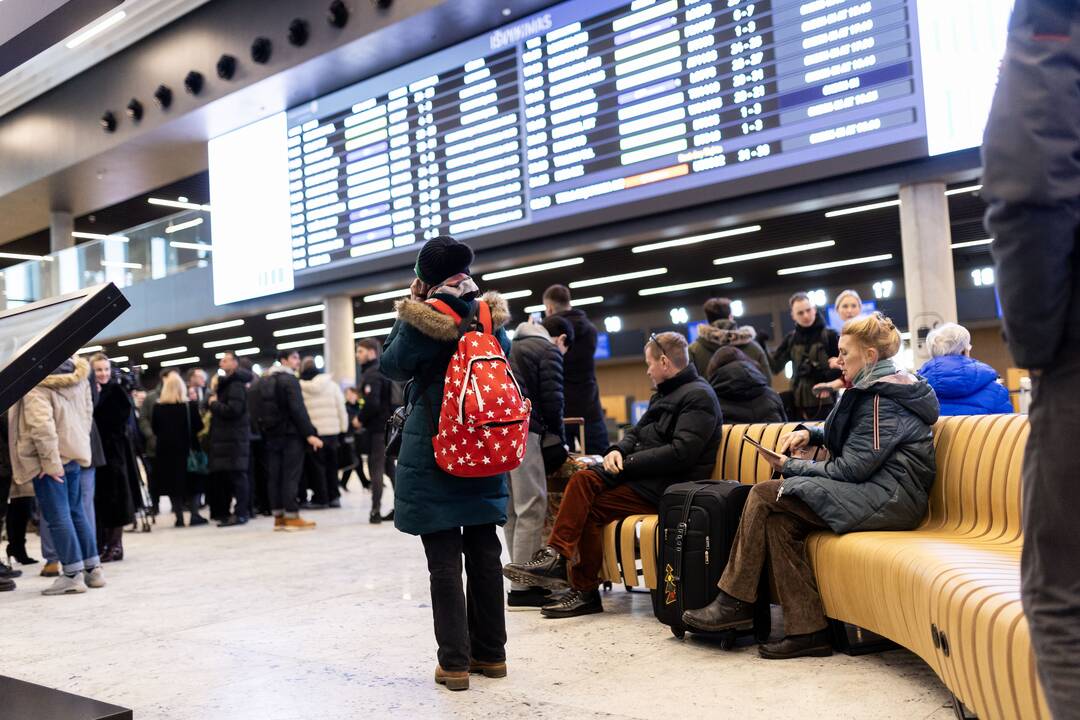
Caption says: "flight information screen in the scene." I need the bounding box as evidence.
[283,0,926,272]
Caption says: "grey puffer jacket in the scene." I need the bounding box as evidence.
[780,371,939,534]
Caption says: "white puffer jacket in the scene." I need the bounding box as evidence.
[299,373,348,437]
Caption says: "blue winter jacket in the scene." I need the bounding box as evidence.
[918,355,1013,416]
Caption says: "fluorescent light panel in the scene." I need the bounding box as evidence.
[77,345,103,354]
[170,241,213,252]
[363,288,411,302]
[777,254,894,276]
[945,184,982,196]
[824,199,900,218]
[265,304,324,320]
[216,347,260,359]
[276,337,325,350]
[354,311,398,325]
[117,333,167,347]
[0,251,51,261]
[273,323,326,338]
[66,10,126,49]
[160,356,201,368]
[353,326,394,338]
[72,231,129,242]
[632,225,761,254]
[202,336,253,349]
[569,267,667,288]
[500,289,533,300]
[951,238,993,249]
[713,240,835,266]
[523,295,603,313]
[109,355,129,363]
[143,346,188,358]
[188,319,244,334]
[481,257,584,281]
[148,198,211,211]
[638,277,733,296]
[165,218,204,234]
[101,260,142,269]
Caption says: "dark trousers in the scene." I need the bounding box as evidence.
[251,439,269,513]
[1022,348,1080,716]
[265,435,304,515]
[207,471,232,520]
[548,469,656,591]
[305,436,340,505]
[719,480,829,636]
[367,432,396,513]
[224,469,250,520]
[5,496,33,556]
[420,524,506,672]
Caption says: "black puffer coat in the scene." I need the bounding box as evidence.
[209,367,253,472]
[508,321,565,440]
[613,365,722,504]
[782,371,940,534]
[94,382,138,527]
[552,308,603,423]
[707,354,786,424]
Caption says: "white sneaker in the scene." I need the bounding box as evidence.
[42,573,87,596]
[84,566,106,589]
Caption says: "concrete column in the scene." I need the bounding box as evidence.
[323,295,355,386]
[899,181,958,365]
[49,210,74,253]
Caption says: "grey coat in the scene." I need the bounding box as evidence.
[781,372,939,534]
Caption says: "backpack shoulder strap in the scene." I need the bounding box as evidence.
[476,301,492,335]
[426,298,462,325]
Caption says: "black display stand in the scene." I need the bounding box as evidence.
[0,676,132,719]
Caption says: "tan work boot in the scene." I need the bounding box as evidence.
[468,659,507,678]
[40,561,60,577]
[434,665,469,691]
[282,516,316,532]
[273,516,286,532]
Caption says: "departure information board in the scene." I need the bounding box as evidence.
[280,0,927,273]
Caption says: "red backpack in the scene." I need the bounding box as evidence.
[427,298,531,477]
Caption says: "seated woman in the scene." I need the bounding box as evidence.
[706,346,786,424]
[918,323,1013,415]
[683,312,939,659]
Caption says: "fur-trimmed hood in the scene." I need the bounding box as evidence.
[39,356,89,389]
[394,291,510,342]
[698,320,757,348]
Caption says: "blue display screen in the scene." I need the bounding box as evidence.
[595,331,612,359]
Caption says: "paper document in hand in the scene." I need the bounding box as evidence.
[741,436,785,463]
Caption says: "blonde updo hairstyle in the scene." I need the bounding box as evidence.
[842,311,901,360]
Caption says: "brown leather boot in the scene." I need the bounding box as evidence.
[468,659,507,678]
[434,665,469,691]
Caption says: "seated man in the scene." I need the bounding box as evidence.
[503,332,722,618]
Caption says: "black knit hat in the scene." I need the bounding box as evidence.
[415,235,474,285]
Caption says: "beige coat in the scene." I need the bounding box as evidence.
[8,357,93,497]
[299,373,348,437]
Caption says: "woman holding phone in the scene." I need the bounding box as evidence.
[683,312,939,659]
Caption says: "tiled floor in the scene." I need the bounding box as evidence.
[1,495,954,719]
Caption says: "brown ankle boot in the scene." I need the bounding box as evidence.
[434,665,469,691]
[468,659,507,678]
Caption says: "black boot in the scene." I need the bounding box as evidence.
[759,630,833,660]
[6,544,37,566]
[540,588,603,619]
[0,560,22,579]
[507,587,551,610]
[681,591,755,633]
[369,510,382,524]
[502,546,570,590]
[0,577,14,592]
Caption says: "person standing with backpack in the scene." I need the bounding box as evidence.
[257,350,323,532]
[355,338,396,524]
[770,292,841,420]
[381,235,513,692]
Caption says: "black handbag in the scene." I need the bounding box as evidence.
[385,398,410,458]
[540,431,568,475]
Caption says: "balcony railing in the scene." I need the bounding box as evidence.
[0,209,211,310]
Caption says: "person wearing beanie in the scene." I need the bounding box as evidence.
[688,298,771,380]
[381,235,511,692]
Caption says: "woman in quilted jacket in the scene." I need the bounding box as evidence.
[381,235,511,692]
[684,313,939,659]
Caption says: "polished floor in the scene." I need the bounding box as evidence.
[2,490,954,720]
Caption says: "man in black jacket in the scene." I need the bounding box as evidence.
[504,318,566,609]
[770,292,841,420]
[543,285,607,453]
[983,4,1080,713]
[210,352,254,527]
[504,332,722,618]
[259,350,322,532]
[355,339,396,524]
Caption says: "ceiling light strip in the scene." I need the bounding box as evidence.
[65,10,127,49]
[523,295,604,313]
[500,289,533,300]
[188,319,244,334]
[276,337,326,350]
[354,311,398,325]
[713,240,836,266]
[363,288,412,302]
[0,251,52,262]
[117,333,167,347]
[159,356,202,368]
[72,232,129,242]
[481,257,584,281]
[631,225,761,254]
[777,254,894,276]
[148,198,210,211]
[202,336,253,349]
[951,238,993,249]
[170,241,213,252]
[639,277,733,296]
[823,200,901,218]
[353,326,394,339]
[216,347,260,359]
[77,345,103,355]
[165,218,204,234]
[944,184,983,196]
[569,267,667,288]
[143,346,189,358]
[101,260,142,269]
[265,304,324,320]
[272,324,326,338]
[109,355,129,363]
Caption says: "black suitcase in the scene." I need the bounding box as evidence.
[652,480,771,647]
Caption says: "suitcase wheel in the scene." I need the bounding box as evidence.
[602,581,613,592]
[671,627,686,639]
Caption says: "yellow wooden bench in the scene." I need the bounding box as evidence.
[599,417,1047,720]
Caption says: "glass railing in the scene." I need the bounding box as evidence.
[0,209,211,310]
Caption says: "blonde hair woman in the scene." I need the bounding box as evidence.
[683,313,939,660]
[816,290,866,396]
[151,371,205,526]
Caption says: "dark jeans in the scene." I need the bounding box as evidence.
[1022,347,1080,715]
[367,432,396,513]
[265,434,304,515]
[305,436,340,505]
[226,470,250,520]
[548,469,656,590]
[6,496,34,556]
[207,471,232,520]
[251,439,269,514]
[420,524,507,672]
[719,480,829,636]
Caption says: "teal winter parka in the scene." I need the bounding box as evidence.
[780,371,940,534]
[380,290,512,536]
